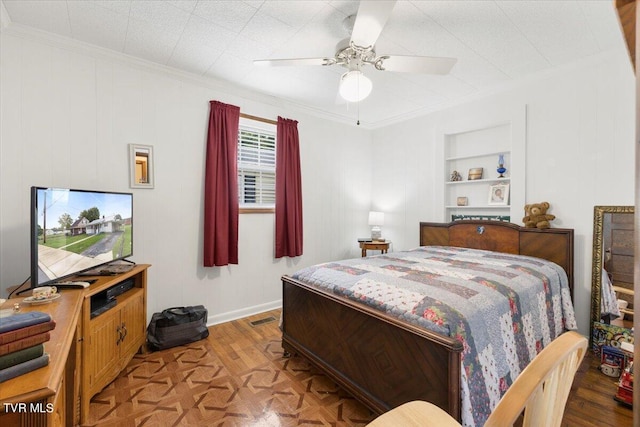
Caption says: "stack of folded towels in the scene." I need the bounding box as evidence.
[0,311,56,382]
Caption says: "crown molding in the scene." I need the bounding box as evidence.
[0,17,631,131]
[368,48,632,129]
[0,21,373,129]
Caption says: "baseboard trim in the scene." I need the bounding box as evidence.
[206,300,282,326]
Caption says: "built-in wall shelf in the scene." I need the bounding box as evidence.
[445,151,509,162]
[436,106,527,223]
[445,205,511,209]
[445,177,511,186]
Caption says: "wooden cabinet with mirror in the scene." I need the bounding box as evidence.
[590,206,635,344]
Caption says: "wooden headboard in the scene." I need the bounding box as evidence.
[420,221,574,295]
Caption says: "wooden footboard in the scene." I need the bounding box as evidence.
[282,276,462,419]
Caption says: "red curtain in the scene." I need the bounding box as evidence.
[275,117,303,258]
[203,101,240,266]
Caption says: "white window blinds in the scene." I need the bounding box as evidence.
[237,118,276,208]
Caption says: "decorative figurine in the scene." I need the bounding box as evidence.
[497,154,507,178]
[522,202,555,229]
[450,170,463,181]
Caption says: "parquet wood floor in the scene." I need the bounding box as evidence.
[84,309,632,426]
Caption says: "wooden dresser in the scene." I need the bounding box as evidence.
[0,289,83,426]
[0,264,149,426]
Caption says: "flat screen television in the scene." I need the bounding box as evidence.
[30,186,133,288]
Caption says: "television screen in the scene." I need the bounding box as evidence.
[31,187,133,287]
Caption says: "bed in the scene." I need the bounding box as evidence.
[281,220,576,426]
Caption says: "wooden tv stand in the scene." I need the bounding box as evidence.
[79,264,149,424]
[0,264,149,426]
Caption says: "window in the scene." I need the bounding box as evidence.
[238,117,276,211]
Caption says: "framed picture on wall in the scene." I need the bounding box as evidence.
[488,183,509,205]
[129,144,154,189]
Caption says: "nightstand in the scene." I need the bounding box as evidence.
[359,241,390,257]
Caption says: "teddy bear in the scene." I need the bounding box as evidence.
[522,202,555,229]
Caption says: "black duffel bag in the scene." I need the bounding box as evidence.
[147,305,209,351]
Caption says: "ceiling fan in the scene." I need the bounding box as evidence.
[254,0,457,103]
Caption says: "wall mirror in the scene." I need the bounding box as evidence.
[590,205,634,343]
[129,144,154,189]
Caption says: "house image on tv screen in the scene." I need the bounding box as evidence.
[70,217,90,236]
[33,188,133,284]
[86,215,125,235]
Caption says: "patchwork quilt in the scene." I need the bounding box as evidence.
[291,246,578,427]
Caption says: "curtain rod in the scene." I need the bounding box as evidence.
[240,113,277,125]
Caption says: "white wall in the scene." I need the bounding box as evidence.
[371,50,636,336]
[1,27,635,336]
[0,31,373,324]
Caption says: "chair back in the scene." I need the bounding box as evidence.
[485,330,588,427]
[366,331,588,427]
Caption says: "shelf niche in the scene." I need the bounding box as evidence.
[438,106,526,223]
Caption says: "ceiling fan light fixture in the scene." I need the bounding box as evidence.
[339,70,372,102]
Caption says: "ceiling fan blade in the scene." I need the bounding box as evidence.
[350,0,397,48]
[378,55,457,74]
[254,57,333,67]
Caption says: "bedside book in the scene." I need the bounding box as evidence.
[0,344,44,370]
[0,311,51,333]
[0,353,49,383]
[0,332,50,356]
[0,320,56,345]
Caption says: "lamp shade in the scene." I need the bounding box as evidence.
[339,70,372,102]
[368,211,384,226]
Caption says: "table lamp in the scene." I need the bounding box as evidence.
[368,211,384,241]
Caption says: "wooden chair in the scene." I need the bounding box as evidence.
[366,331,588,427]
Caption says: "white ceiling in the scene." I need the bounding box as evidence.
[0,0,627,127]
